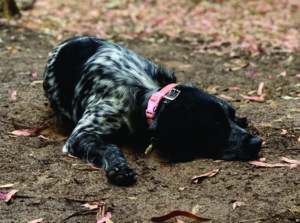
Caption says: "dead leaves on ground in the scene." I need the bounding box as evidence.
[0,189,18,203]
[249,157,300,169]
[9,124,48,137]
[8,118,48,137]
[28,218,43,223]
[232,201,246,210]
[208,65,300,103]
[191,169,219,184]
[63,201,113,223]
[6,0,299,55]
[151,210,210,222]
[8,118,67,143]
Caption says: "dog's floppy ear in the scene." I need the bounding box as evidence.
[234,117,249,128]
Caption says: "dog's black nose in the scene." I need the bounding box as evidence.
[249,137,262,155]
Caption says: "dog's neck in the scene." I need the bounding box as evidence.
[146,83,180,127]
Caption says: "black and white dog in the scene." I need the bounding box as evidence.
[43,37,262,186]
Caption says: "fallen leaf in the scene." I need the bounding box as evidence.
[233,201,246,209]
[64,201,106,222]
[86,151,102,170]
[0,183,15,188]
[97,217,113,223]
[281,96,299,100]
[191,169,219,184]
[257,82,264,96]
[28,218,43,223]
[11,91,17,100]
[249,161,297,168]
[151,210,210,222]
[228,87,240,91]
[9,124,48,137]
[106,218,113,223]
[0,194,6,199]
[97,208,112,223]
[30,80,43,86]
[11,118,24,130]
[281,157,300,165]
[5,189,18,202]
[68,154,79,159]
[63,209,98,222]
[219,94,234,101]
[192,204,202,214]
[106,212,112,218]
[128,197,138,200]
[176,218,185,223]
[280,129,288,135]
[38,135,49,140]
[260,90,270,99]
[246,71,263,76]
[279,71,287,77]
[153,16,167,25]
[240,94,264,103]
[82,203,99,210]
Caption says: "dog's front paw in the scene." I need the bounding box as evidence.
[106,163,137,186]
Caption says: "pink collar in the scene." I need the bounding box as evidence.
[146,83,180,126]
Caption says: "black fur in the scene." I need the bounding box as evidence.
[43,36,262,186]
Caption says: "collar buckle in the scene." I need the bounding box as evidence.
[164,88,181,102]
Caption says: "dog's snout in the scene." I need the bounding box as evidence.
[248,137,262,156]
[249,137,262,148]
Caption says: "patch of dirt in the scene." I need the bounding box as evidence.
[0,24,299,223]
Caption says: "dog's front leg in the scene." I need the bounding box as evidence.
[63,125,136,186]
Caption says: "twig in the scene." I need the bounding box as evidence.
[62,210,97,222]
[86,151,102,170]
[240,218,265,222]
[0,118,10,124]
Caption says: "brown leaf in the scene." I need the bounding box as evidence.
[11,91,17,100]
[233,201,246,209]
[249,161,297,168]
[240,94,265,103]
[5,189,18,202]
[219,94,234,101]
[82,203,99,210]
[257,82,264,96]
[281,157,300,165]
[176,218,185,223]
[9,124,48,137]
[28,218,43,223]
[151,210,210,222]
[191,169,219,184]
[0,183,15,188]
[228,87,240,91]
[11,118,24,130]
[246,71,263,77]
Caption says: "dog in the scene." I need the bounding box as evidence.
[43,36,262,186]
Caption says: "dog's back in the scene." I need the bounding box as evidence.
[44,37,175,129]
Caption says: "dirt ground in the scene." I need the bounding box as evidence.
[0,24,299,223]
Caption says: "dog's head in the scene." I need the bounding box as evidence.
[154,85,262,162]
